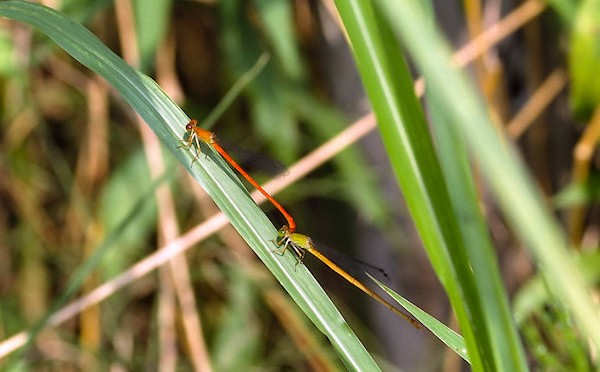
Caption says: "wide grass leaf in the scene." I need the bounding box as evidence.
[0,1,383,369]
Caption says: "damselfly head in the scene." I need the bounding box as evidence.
[186,119,198,131]
[277,225,290,241]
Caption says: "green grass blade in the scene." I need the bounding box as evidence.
[376,0,600,357]
[252,0,304,81]
[333,0,490,368]
[202,52,270,131]
[0,1,382,369]
[369,275,469,363]
[428,96,528,369]
[132,0,171,71]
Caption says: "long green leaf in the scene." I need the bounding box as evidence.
[376,0,600,358]
[428,98,528,370]
[370,276,469,363]
[333,0,490,368]
[0,1,382,369]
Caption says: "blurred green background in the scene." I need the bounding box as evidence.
[1,0,600,370]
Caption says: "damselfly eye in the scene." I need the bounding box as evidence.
[185,123,193,130]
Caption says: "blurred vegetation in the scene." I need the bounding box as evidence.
[1,0,600,371]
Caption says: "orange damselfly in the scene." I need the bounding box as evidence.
[276,225,421,329]
[181,119,296,233]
